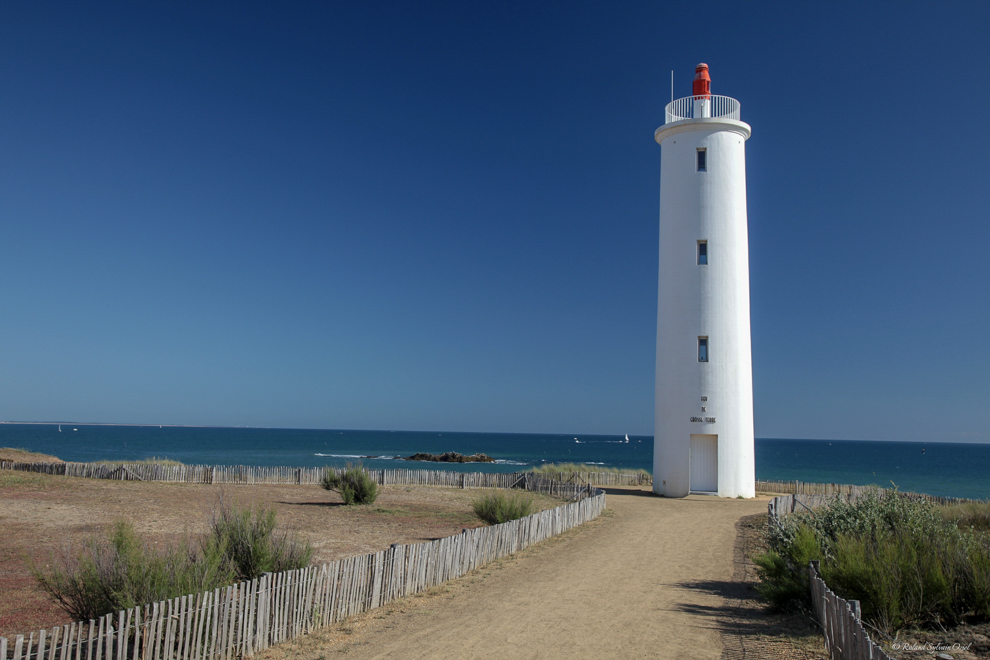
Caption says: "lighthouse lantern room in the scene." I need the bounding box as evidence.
[653,64,756,498]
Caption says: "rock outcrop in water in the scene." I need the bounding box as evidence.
[403,452,495,463]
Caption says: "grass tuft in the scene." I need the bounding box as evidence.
[124,456,185,466]
[209,494,314,580]
[90,456,185,466]
[472,490,534,524]
[943,501,990,534]
[320,464,379,505]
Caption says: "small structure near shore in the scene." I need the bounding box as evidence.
[403,452,494,463]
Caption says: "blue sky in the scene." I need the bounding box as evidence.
[1,2,987,442]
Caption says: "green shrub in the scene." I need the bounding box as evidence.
[31,521,235,621]
[320,464,379,505]
[752,524,820,610]
[208,496,314,580]
[472,490,534,524]
[755,489,990,635]
[32,497,313,620]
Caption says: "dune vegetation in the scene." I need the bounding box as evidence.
[472,490,534,525]
[31,495,312,621]
[0,447,64,463]
[754,489,990,636]
[320,464,379,505]
[528,462,650,478]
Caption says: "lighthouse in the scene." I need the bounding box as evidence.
[652,64,755,498]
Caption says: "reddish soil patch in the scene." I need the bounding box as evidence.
[0,468,560,639]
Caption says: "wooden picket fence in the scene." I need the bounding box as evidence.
[528,470,651,486]
[808,561,893,660]
[756,479,875,496]
[767,488,985,521]
[767,493,834,519]
[766,495,937,659]
[0,460,649,488]
[0,470,605,660]
[757,479,983,505]
[9,463,982,504]
[767,495,892,659]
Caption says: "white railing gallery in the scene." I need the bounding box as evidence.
[664,94,741,124]
[0,468,606,660]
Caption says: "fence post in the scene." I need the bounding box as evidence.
[255,573,275,651]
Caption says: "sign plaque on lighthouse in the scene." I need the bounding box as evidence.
[653,64,756,498]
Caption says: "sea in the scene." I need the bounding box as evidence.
[1,424,988,500]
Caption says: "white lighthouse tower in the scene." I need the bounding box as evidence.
[653,64,755,498]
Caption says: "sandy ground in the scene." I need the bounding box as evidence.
[263,487,816,660]
[3,472,834,659]
[0,469,561,638]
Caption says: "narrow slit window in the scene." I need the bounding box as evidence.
[697,148,707,172]
[698,241,708,265]
[698,337,709,362]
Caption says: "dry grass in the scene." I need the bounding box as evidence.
[528,462,650,478]
[0,447,64,463]
[112,456,185,466]
[0,468,563,637]
[0,448,185,466]
[943,501,990,534]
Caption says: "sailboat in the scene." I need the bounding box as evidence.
[58,424,61,432]
[624,434,630,443]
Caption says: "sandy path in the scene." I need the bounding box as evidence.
[281,487,769,659]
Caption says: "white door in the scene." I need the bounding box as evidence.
[690,434,718,493]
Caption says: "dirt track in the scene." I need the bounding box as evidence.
[269,487,771,659]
